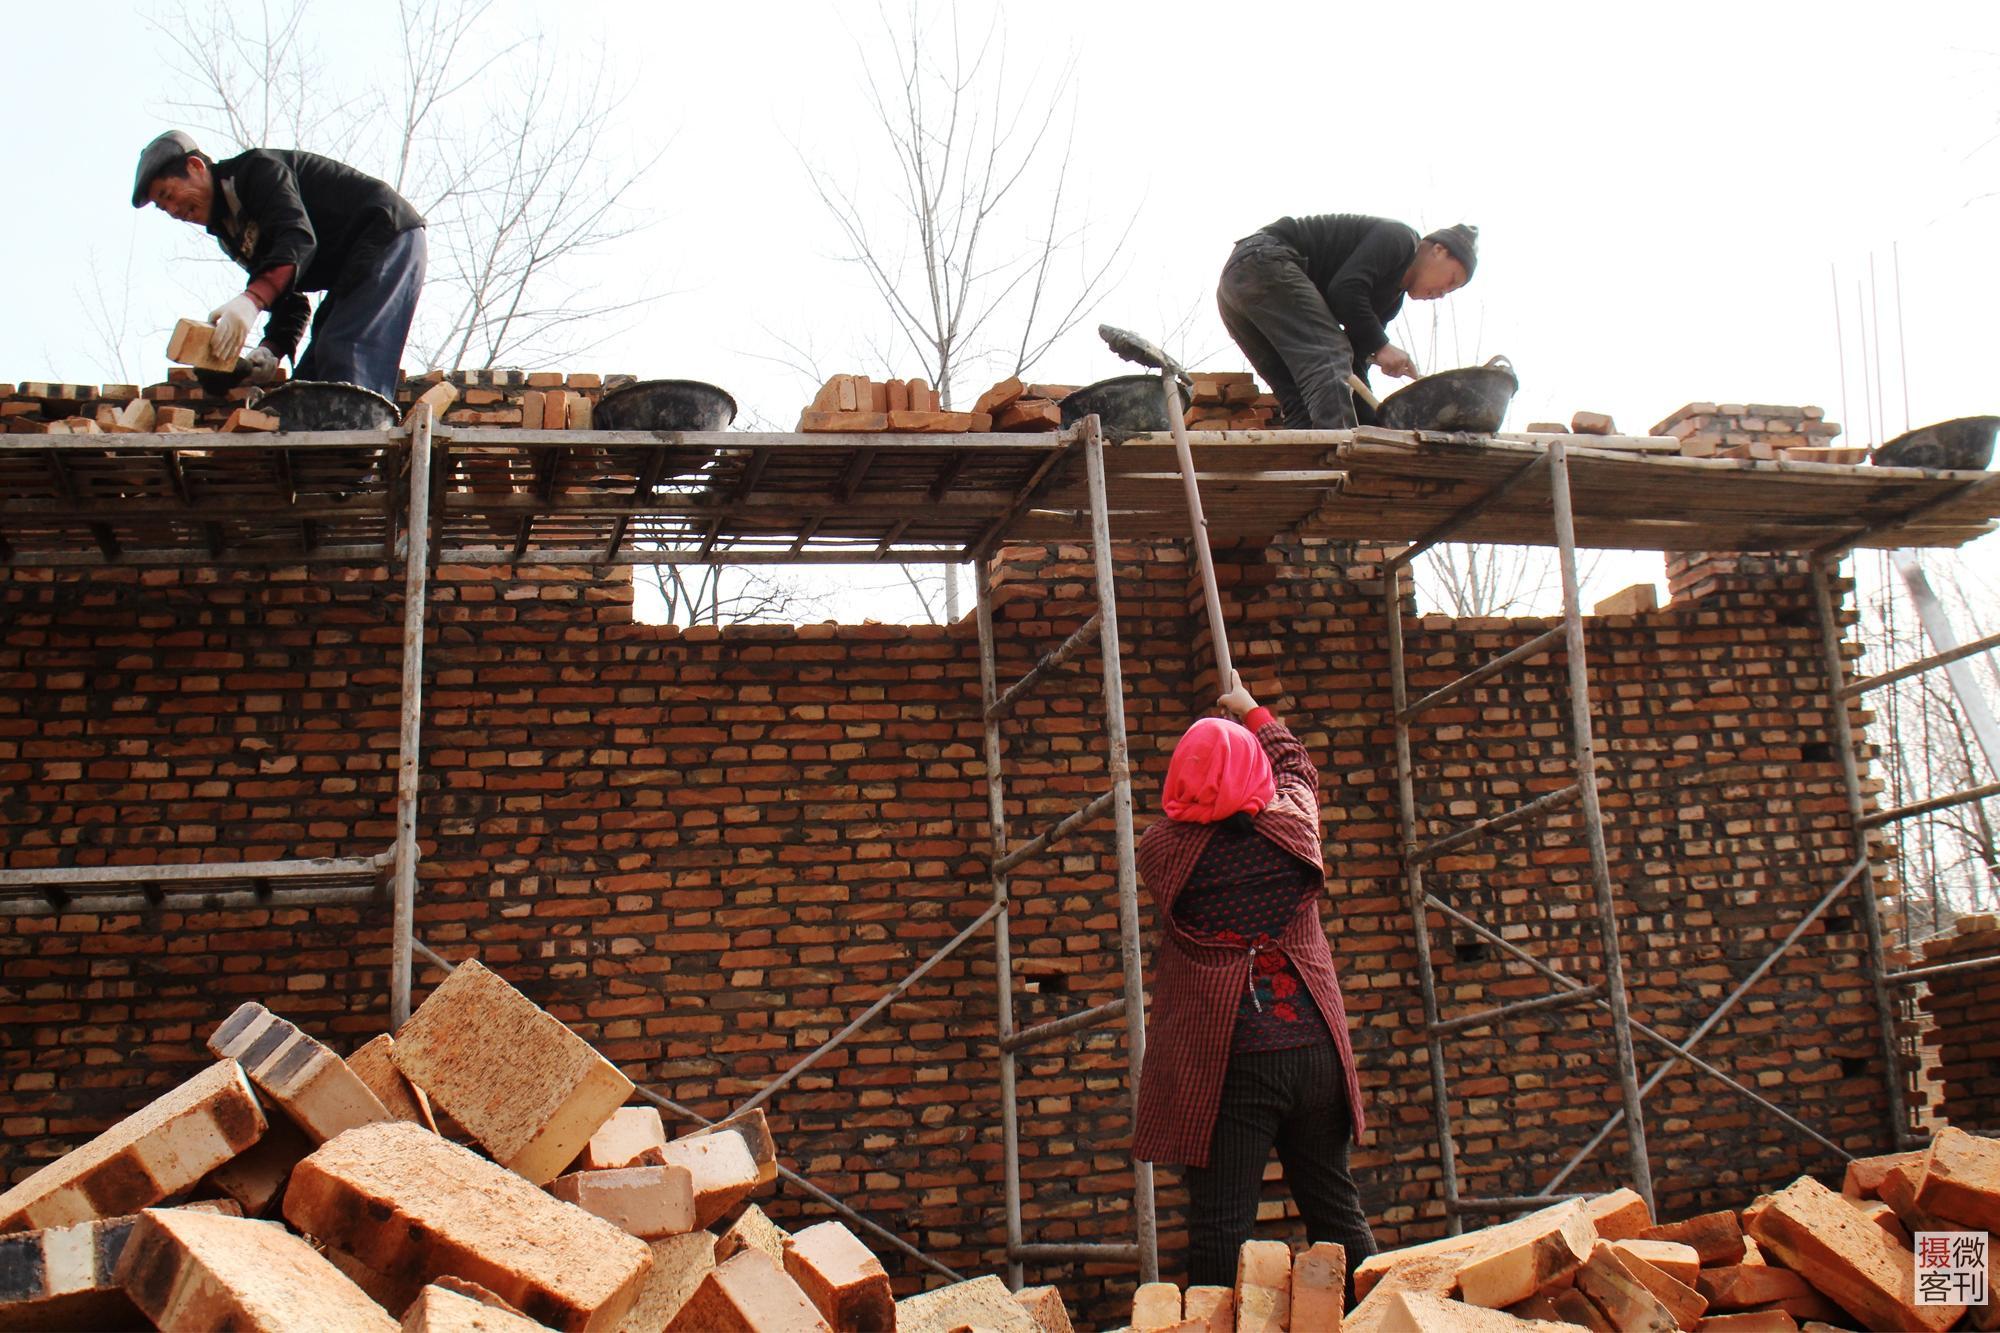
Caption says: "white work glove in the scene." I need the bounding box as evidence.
[243,346,280,385]
[208,293,260,364]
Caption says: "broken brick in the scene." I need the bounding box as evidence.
[666,1248,830,1332]
[782,1220,894,1332]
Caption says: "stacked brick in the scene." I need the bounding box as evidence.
[1,958,1045,1331]
[1915,914,2000,1135]
[0,390,1934,1327]
[1184,372,1280,430]
[1651,403,1852,461]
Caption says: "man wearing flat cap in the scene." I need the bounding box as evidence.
[132,130,426,399]
[1217,214,1477,430]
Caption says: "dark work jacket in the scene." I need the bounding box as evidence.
[1259,213,1416,360]
[205,149,425,358]
[1132,717,1365,1167]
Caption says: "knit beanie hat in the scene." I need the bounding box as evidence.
[1423,223,1479,277]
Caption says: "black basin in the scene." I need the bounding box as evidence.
[591,380,736,483]
[592,379,737,432]
[1871,415,1998,471]
[1060,374,1193,438]
[251,381,399,431]
[1373,359,1520,434]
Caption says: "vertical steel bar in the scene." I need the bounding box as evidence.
[975,554,1026,1290]
[1547,441,1655,1214]
[391,409,434,1030]
[1083,417,1159,1283]
[1161,374,1234,684]
[1385,553,1464,1232]
[1810,559,1913,1146]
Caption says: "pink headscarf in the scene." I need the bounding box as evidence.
[1162,717,1275,823]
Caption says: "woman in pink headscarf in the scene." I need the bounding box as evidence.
[1135,673,1375,1298]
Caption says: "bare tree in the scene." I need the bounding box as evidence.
[1415,543,1605,618]
[1856,547,2000,933]
[638,565,830,630]
[146,0,664,370]
[801,2,1131,408]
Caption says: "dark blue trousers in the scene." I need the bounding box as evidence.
[295,227,426,399]
[1183,1041,1378,1302]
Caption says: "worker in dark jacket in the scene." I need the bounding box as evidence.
[1218,214,1477,430]
[1134,672,1376,1296]
[132,130,426,400]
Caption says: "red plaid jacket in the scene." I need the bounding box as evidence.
[1132,714,1365,1167]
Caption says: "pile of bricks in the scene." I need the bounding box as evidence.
[0,957,1081,1332]
[1916,914,2000,1136]
[1184,373,1279,431]
[797,373,989,433]
[1650,405,1855,462]
[1160,1126,1997,1333]
[1,380,279,436]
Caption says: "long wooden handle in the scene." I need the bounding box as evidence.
[1345,373,1381,412]
[1161,373,1234,686]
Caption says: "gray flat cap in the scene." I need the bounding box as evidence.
[132,130,201,207]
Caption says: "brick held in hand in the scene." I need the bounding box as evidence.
[208,1001,395,1142]
[282,1120,653,1333]
[390,958,633,1186]
[782,1220,894,1332]
[114,1205,399,1333]
[0,1199,240,1330]
[166,318,238,372]
[0,1058,266,1232]
[666,1249,831,1333]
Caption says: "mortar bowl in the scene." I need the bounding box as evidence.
[1060,374,1193,439]
[1871,415,1998,471]
[1373,359,1520,434]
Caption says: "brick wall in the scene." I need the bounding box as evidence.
[1915,914,2000,1134]
[0,377,1915,1325]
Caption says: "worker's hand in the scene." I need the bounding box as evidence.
[1217,670,1260,719]
[208,293,260,364]
[1373,345,1420,379]
[243,346,280,385]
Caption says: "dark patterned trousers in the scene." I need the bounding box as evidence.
[1182,1041,1377,1303]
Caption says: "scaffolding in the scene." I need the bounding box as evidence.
[5,412,2000,1289]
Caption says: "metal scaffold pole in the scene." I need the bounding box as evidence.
[1547,440,1655,1214]
[1810,557,1913,1147]
[976,554,1027,1290]
[1384,560,1465,1232]
[1081,418,1159,1285]
[391,407,435,1028]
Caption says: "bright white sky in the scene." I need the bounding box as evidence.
[5,0,1997,622]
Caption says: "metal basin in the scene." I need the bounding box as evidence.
[591,380,736,483]
[1373,358,1520,434]
[593,379,737,432]
[1871,415,1998,471]
[250,381,399,431]
[1060,374,1193,438]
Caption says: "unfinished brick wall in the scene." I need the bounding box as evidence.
[0,377,1916,1325]
[1915,914,2000,1134]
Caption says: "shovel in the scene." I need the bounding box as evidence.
[1097,324,1234,687]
